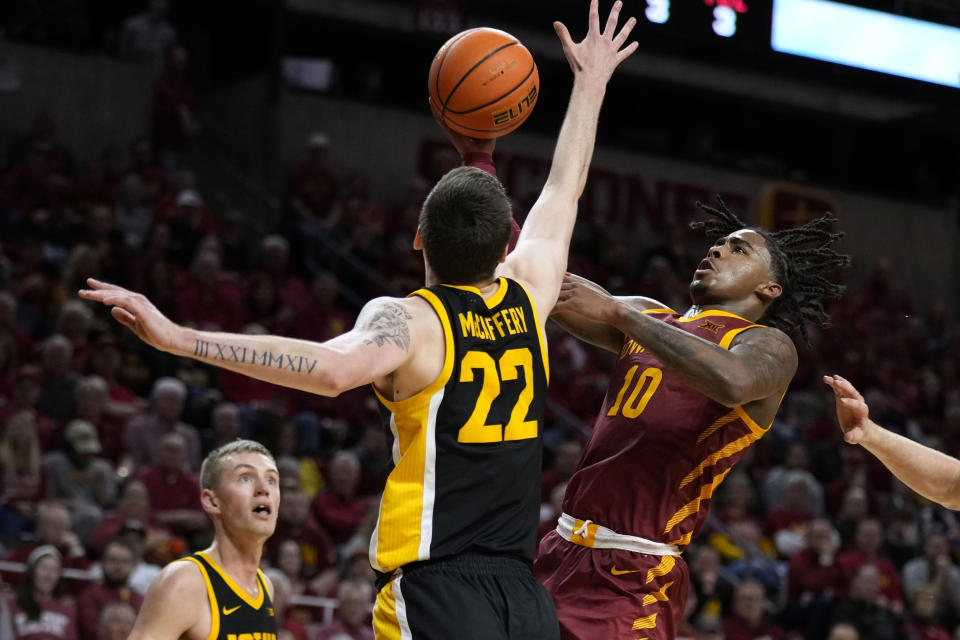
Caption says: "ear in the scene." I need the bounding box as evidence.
[498,244,508,264]
[200,488,220,516]
[755,280,783,304]
[413,226,423,250]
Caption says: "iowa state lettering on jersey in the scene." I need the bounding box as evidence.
[458,306,529,341]
[226,634,277,640]
[619,338,646,359]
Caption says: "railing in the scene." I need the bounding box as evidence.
[0,560,342,623]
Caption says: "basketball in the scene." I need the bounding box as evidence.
[428,28,539,139]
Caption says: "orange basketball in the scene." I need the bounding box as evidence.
[428,28,539,139]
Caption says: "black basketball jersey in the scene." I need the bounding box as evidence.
[370,277,549,573]
[181,551,277,640]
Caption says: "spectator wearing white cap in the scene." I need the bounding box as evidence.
[0,545,79,640]
[43,419,117,543]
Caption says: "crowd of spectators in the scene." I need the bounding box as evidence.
[4,15,960,640]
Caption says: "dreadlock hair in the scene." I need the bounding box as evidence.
[690,197,850,344]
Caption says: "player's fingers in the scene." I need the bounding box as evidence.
[602,0,623,38]
[615,40,639,64]
[839,397,865,412]
[553,22,581,69]
[834,376,864,400]
[111,306,137,330]
[588,0,601,34]
[613,16,636,47]
[86,277,123,291]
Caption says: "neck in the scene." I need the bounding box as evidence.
[424,273,500,295]
[684,300,764,323]
[205,536,264,594]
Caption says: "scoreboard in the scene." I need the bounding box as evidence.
[630,0,960,91]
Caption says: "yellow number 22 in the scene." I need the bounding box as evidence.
[458,348,537,443]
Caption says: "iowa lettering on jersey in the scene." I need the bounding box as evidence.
[458,306,529,341]
[226,634,277,640]
[619,338,646,360]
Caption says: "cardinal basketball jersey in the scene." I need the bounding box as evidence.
[562,308,773,549]
[370,277,549,573]
[180,551,277,640]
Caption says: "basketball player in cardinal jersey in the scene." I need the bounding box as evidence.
[533,200,850,639]
[127,439,280,640]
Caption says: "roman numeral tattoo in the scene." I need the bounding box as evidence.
[193,340,320,373]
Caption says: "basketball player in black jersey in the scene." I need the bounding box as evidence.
[127,440,280,640]
[81,2,637,637]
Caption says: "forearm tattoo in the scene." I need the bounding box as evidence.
[355,300,414,351]
[193,340,319,373]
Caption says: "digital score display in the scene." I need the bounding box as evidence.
[633,0,959,91]
[633,0,773,51]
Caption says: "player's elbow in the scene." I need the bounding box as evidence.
[937,467,960,510]
[312,367,350,398]
[711,375,757,408]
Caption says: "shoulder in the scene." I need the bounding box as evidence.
[146,558,208,600]
[355,296,423,326]
[730,326,798,370]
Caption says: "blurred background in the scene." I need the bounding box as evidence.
[0,1,959,639]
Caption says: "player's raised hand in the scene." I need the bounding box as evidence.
[823,374,872,445]
[554,273,619,322]
[428,96,496,158]
[554,0,638,81]
[79,278,181,353]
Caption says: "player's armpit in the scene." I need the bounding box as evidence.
[727,326,798,403]
[127,561,207,640]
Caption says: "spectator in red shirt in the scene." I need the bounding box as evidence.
[722,579,783,640]
[0,545,79,640]
[85,334,144,424]
[199,401,242,457]
[254,235,310,314]
[87,480,172,563]
[314,579,375,640]
[94,602,136,640]
[286,131,340,234]
[70,375,130,467]
[261,569,308,640]
[837,518,903,608]
[294,271,353,343]
[5,503,90,576]
[269,487,336,580]
[831,563,901,640]
[123,377,201,473]
[0,409,47,539]
[135,432,208,537]
[311,450,372,546]
[76,541,143,640]
[37,334,80,425]
[767,470,821,558]
[152,46,199,164]
[786,518,845,638]
[0,366,55,449]
[175,247,242,332]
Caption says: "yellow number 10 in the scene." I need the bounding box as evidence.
[607,365,662,418]
[458,348,537,443]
